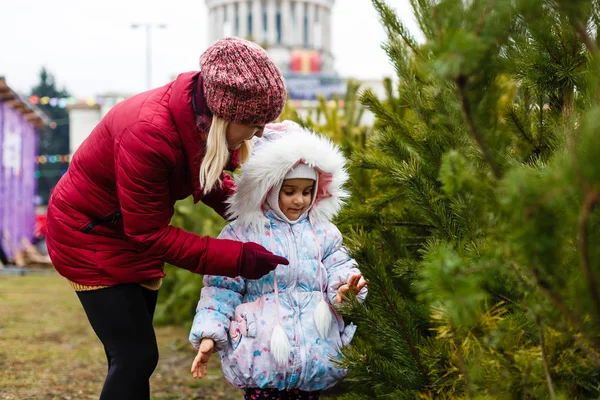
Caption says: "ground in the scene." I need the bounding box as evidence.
[0,272,244,400]
[0,271,346,400]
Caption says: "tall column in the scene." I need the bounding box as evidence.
[225,2,236,37]
[216,5,225,40]
[239,1,249,38]
[267,0,277,45]
[252,0,264,43]
[306,2,315,48]
[323,6,331,53]
[207,7,214,44]
[313,5,322,49]
[294,1,305,47]
[281,0,292,47]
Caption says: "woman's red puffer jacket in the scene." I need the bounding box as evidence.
[46,71,242,286]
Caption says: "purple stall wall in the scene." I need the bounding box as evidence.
[0,100,38,260]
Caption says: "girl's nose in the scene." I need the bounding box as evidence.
[293,195,304,206]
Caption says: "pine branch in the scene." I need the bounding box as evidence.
[372,0,421,56]
[509,108,533,144]
[455,75,502,179]
[536,316,557,400]
[530,266,600,350]
[575,335,600,367]
[384,221,435,228]
[578,189,600,322]
[451,334,474,399]
[540,38,563,66]
[475,0,496,35]
[379,277,429,381]
[573,19,598,53]
[411,178,456,243]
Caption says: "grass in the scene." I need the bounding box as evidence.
[0,271,241,400]
[0,271,347,399]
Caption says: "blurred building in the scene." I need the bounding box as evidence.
[205,0,384,122]
[206,0,335,74]
[0,77,49,261]
[68,93,129,155]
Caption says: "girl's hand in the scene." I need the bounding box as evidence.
[336,273,368,303]
[191,338,214,379]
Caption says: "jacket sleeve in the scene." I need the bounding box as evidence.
[114,123,241,273]
[189,224,246,350]
[322,223,368,306]
[199,150,240,220]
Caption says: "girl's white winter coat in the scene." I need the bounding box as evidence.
[189,121,367,391]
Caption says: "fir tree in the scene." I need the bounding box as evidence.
[31,68,70,204]
[337,0,600,398]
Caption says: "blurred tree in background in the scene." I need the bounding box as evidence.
[31,68,70,205]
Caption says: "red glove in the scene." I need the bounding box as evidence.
[238,242,289,280]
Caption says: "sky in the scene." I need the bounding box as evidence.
[0,0,419,98]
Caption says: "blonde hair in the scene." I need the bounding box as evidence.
[199,116,253,194]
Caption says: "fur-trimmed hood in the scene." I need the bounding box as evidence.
[226,121,349,231]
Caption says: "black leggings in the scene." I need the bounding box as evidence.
[77,284,159,400]
[0,241,8,265]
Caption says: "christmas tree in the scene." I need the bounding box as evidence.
[337,0,600,398]
[31,68,70,205]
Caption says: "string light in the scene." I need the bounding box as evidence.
[35,154,70,164]
[28,95,126,108]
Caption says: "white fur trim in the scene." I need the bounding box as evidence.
[314,299,333,338]
[227,122,349,232]
[270,324,291,366]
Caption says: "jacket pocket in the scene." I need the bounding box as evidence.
[81,210,122,233]
[228,326,243,351]
[229,307,259,351]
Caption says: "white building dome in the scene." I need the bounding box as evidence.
[205,0,335,73]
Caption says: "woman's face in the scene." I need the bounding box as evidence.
[226,122,265,150]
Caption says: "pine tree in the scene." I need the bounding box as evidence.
[31,68,70,205]
[336,0,600,398]
[280,80,376,204]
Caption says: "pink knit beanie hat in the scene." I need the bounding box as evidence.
[199,37,287,125]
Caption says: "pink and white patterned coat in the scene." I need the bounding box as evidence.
[189,121,367,391]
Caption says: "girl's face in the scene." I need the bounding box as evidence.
[226,122,264,150]
[279,179,315,221]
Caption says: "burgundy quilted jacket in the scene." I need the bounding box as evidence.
[46,71,241,286]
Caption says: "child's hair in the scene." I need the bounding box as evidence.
[199,116,252,194]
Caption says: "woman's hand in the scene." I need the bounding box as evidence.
[336,274,368,303]
[238,242,289,279]
[191,338,214,379]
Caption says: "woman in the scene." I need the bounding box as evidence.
[46,37,289,400]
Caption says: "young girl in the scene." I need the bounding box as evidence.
[189,121,367,399]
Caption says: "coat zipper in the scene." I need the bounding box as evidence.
[81,209,122,233]
[289,223,309,388]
